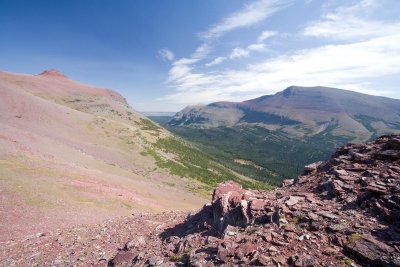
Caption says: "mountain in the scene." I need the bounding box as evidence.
[4,135,400,266]
[169,86,400,140]
[162,86,400,184]
[0,69,261,241]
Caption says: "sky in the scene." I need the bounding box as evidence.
[1,0,399,112]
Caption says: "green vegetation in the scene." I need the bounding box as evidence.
[142,136,271,190]
[136,118,162,132]
[348,233,363,244]
[239,108,300,125]
[151,119,353,185]
[354,115,380,140]
[343,258,355,266]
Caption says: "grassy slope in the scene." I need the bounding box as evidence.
[150,116,353,186]
[138,119,272,193]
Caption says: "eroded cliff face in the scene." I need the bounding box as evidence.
[110,134,400,266]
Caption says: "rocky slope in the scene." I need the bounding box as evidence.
[2,134,398,266]
[0,69,257,242]
[107,134,400,266]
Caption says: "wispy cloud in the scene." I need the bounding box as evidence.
[257,30,277,42]
[303,0,400,40]
[160,0,400,106]
[200,0,290,40]
[229,47,250,59]
[180,0,290,67]
[205,56,227,67]
[205,30,278,66]
[161,33,400,104]
[247,43,266,51]
[158,48,175,61]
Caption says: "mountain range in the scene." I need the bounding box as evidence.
[169,86,400,141]
[155,86,400,184]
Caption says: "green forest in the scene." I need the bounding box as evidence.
[150,116,353,186]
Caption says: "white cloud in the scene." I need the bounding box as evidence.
[248,43,266,51]
[191,43,212,59]
[257,30,277,42]
[158,0,400,108]
[229,47,250,59]
[205,30,278,67]
[200,0,291,40]
[303,0,400,40]
[167,58,198,82]
[205,57,227,67]
[158,48,175,61]
[205,30,276,67]
[160,32,400,105]
[167,0,290,74]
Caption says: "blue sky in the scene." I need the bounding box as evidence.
[1,0,399,111]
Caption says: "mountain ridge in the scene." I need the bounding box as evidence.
[168,86,400,141]
[0,69,262,241]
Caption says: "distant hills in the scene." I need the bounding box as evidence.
[155,86,400,185]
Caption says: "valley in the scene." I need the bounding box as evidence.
[2,1,400,266]
[156,86,400,185]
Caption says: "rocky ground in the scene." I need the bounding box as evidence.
[1,134,400,266]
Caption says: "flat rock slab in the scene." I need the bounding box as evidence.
[346,235,400,267]
[285,196,304,206]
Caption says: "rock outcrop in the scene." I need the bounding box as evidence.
[109,134,400,266]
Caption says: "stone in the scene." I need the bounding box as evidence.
[282,179,295,187]
[333,169,348,177]
[285,196,304,206]
[216,247,229,263]
[268,245,278,252]
[189,250,209,267]
[328,223,348,233]
[147,256,163,266]
[293,254,315,267]
[316,211,337,220]
[108,251,135,267]
[125,236,146,250]
[282,224,296,232]
[304,162,322,173]
[346,235,400,267]
[211,181,261,233]
[257,254,271,266]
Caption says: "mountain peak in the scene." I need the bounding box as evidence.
[38,69,68,78]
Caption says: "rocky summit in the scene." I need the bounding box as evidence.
[1,135,399,267]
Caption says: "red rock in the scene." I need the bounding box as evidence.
[282,179,295,187]
[108,251,135,267]
[257,254,271,266]
[294,254,315,267]
[304,162,322,174]
[346,235,400,266]
[286,196,304,206]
